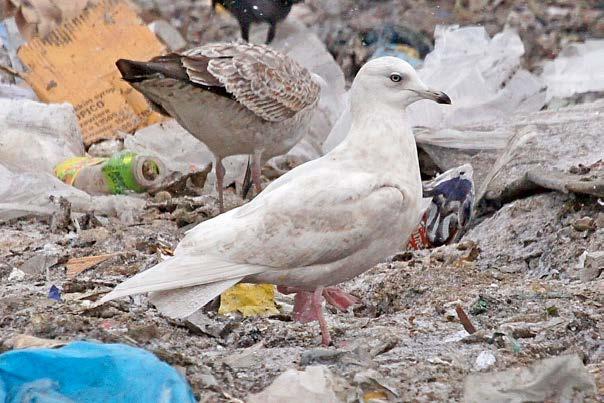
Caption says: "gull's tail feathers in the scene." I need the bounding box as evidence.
[98,255,267,304]
[149,280,240,319]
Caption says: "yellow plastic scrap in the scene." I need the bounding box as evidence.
[219,283,279,317]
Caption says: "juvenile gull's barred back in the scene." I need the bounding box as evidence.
[182,43,320,122]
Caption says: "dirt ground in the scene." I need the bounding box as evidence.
[0,189,602,401]
[1,0,603,401]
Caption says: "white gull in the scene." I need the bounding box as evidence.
[100,56,451,345]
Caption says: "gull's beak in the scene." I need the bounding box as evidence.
[415,89,452,104]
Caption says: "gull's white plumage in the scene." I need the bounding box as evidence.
[100,57,451,331]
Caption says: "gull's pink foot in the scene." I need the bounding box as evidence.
[277,285,360,346]
[323,287,360,311]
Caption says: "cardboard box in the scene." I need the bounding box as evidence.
[18,0,166,145]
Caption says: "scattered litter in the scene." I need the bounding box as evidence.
[0,341,196,403]
[124,120,248,193]
[248,365,347,403]
[477,101,604,204]
[222,342,266,370]
[55,151,166,195]
[148,162,212,198]
[0,98,84,173]
[7,268,25,281]
[526,164,604,199]
[365,24,432,67]
[572,216,596,232]
[464,355,597,402]
[19,250,59,276]
[2,334,66,350]
[48,285,61,301]
[87,139,125,158]
[420,164,474,247]
[2,0,97,40]
[65,254,118,279]
[0,17,27,83]
[353,369,399,402]
[470,297,489,315]
[16,0,166,145]
[185,311,230,339]
[455,305,477,334]
[148,20,186,51]
[578,251,604,282]
[473,351,496,371]
[541,40,604,102]
[219,283,279,317]
[462,192,600,277]
[0,163,146,222]
[0,83,36,99]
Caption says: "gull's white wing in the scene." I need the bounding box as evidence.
[177,161,405,268]
[100,158,405,308]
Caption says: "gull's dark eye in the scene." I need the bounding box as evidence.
[390,73,402,82]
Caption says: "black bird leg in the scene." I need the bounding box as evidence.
[266,21,277,44]
[240,21,251,42]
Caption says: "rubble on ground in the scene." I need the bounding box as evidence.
[0,0,602,401]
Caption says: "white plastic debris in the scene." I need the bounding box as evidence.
[248,366,345,403]
[0,83,37,100]
[0,163,145,223]
[541,39,604,101]
[408,26,545,130]
[148,20,186,51]
[8,268,26,281]
[0,99,85,173]
[474,351,496,371]
[464,354,596,402]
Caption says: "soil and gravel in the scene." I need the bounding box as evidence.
[1,189,602,401]
[1,0,603,402]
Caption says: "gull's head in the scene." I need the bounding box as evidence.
[351,56,451,108]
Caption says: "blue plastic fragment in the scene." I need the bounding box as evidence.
[0,341,196,403]
[48,285,61,301]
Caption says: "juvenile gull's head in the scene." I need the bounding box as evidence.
[351,56,451,108]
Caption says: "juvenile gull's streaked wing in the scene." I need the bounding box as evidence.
[182,43,320,122]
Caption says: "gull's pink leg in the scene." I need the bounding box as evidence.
[277,286,332,345]
[312,287,331,346]
[215,157,225,213]
[251,150,263,194]
[278,286,359,314]
[323,287,360,311]
[292,291,316,322]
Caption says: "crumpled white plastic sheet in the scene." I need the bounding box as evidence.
[541,39,604,101]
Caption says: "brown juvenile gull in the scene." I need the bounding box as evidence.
[116,42,320,211]
[99,57,451,345]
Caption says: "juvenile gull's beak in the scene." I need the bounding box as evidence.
[416,89,452,104]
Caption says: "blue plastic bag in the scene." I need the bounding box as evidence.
[0,341,196,403]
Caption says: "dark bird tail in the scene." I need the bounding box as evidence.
[115,55,188,83]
